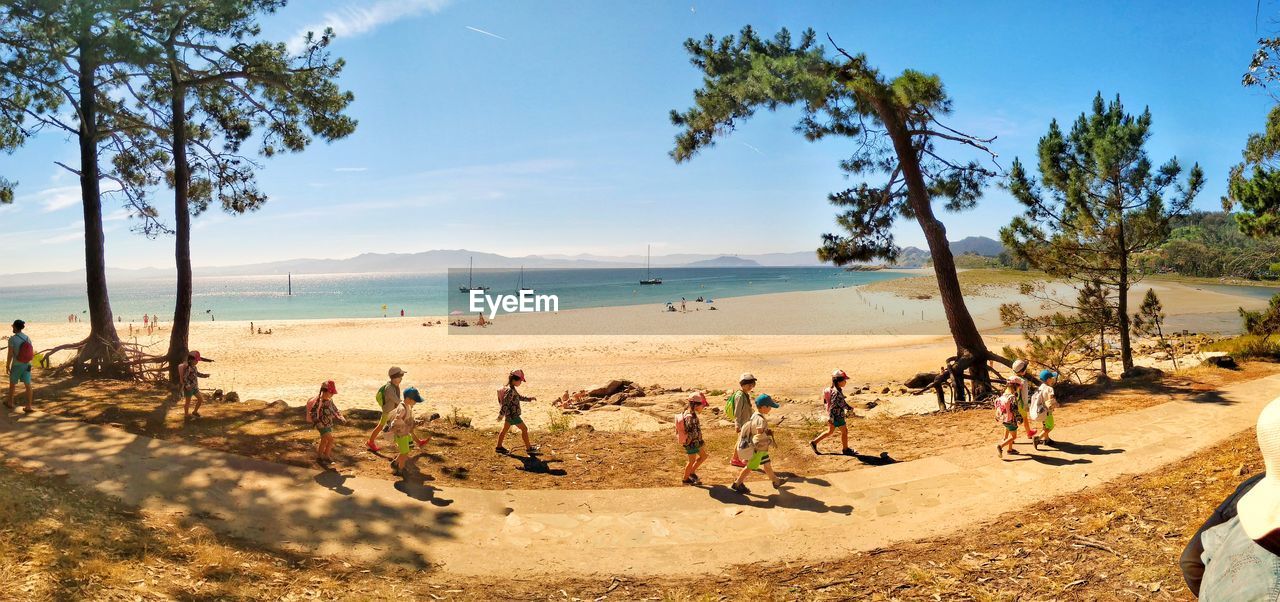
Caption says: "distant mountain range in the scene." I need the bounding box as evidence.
[1,237,1005,285]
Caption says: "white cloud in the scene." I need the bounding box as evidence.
[291,0,452,51]
[104,208,131,222]
[30,186,82,213]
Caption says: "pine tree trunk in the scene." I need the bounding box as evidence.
[74,34,125,378]
[875,100,994,383]
[165,49,192,384]
[1117,220,1134,373]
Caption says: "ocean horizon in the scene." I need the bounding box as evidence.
[0,267,914,323]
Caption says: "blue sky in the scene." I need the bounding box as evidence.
[1,0,1275,271]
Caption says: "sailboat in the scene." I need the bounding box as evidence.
[517,266,534,294]
[640,245,662,285]
[458,257,490,293]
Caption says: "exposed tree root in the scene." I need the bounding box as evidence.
[40,334,169,383]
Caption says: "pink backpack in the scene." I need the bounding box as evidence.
[305,396,321,424]
[822,387,835,412]
[994,394,1015,424]
[675,412,689,445]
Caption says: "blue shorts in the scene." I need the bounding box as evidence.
[8,362,31,385]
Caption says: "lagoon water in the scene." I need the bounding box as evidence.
[0,267,910,322]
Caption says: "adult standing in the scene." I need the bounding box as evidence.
[1182,396,1280,599]
[6,320,35,413]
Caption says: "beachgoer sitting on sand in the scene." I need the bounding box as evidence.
[477,313,489,327]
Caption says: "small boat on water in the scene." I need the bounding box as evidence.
[517,266,534,294]
[640,245,662,285]
[459,257,490,293]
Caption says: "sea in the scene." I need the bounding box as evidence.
[0,267,912,322]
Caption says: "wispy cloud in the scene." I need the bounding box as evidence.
[291,0,452,51]
[34,186,82,213]
[465,26,507,41]
[738,141,765,156]
[334,167,369,172]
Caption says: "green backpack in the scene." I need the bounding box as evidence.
[725,390,743,417]
[376,384,387,409]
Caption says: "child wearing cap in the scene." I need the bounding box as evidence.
[810,369,855,456]
[680,392,709,485]
[994,379,1020,458]
[365,366,405,453]
[388,387,430,475]
[1031,370,1060,448]
[178,350,210,420]
[1011,359,1037,441]
[496,369,538,455]
[308,381,346,465]
[728,373,758,467]
[731,394,784,494]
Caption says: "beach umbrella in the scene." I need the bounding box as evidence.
[449,310,464,316]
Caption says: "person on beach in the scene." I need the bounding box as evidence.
[1181,396,1280,599]
[496,369,538,455]
[679,392,709,485]
[6,320,35,413]
[365,366,405,452]
[177,350,209,419]
[307,380,345,465]
[994,378,1021,458]
[731,393,784,494]
[388,387,431,475]
[728,373,757,467]
[1029,370,1059,448]
[810,369,855,456]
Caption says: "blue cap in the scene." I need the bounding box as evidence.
[1039,369,1057,382]
[754,393,779,408]
[403,387,424,402]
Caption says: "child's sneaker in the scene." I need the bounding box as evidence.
[996,444,1003,458]
[842,448,856,456]
[1033,436,1042,450]
[730,457,747,468]
[682,476,695,485]
[689,473,702,485]
[772,478,784,490]
[1044,437,1055,446]
[495,446,509,455]
[366,442,381,453]
[526,445,540,455]
[730,482,750,494]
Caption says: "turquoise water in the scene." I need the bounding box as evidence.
[0,268,909,322]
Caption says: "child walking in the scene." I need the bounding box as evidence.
[388,387,431,475]
[994,378,1020,458]
[728,372,757,467]
[810,369,854,455]
[307,380,346,465]
[731,394,784,494]
[177,350,209,420]
[496,369,538,455]
[366,366,405,452]
[1031,370,1060,448]
[679,392,710,485]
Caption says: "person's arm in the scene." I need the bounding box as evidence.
[5,339,11,374]
[1181,473,1265,596]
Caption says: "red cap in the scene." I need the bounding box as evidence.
[188,350,202,362]
[510,369,526,383]
[832,369,848,380]
[688,391,708,407]
[321,380,338,394]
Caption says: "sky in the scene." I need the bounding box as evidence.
[1,0,1277,271]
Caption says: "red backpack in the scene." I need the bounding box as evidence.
[14,334,34,363]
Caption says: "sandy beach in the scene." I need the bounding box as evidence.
[16,274,1272,430]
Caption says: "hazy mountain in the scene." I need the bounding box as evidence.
[949,236,1004,257]
[683,256,762,267]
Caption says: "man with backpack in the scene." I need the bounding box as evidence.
[6,319,35,413]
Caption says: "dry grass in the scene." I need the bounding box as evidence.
[864,268,1051,298]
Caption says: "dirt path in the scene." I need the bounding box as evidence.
[2,372,1278,579]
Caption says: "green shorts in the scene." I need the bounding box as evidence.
[183,388,198,399]
[377,410,394,428]
[684,443,703,455]
[1002,422,1018,432]
[395,434,412,455]
[8,362,31,385]
[747,451,770,470]
[830,416,846,428]
[1044,412,1055,431]
[505,416,524,427]
[317,426,333,436]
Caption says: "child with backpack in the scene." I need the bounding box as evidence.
[731,394,784,494]
[727,373,758,467]
[496,369,538,455]
[365,366,405,453]
[388,387,431,475]
[994,378,1021,458]
[6,320,35,413]
[677,391,709,485]
[810,369,854,456]
[1030,370,1060,448]
[306,380,345,465]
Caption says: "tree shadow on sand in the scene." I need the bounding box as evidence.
[705,484,854,515]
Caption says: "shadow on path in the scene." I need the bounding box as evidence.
[1046,440,1124,456]
[705,484,854,515]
